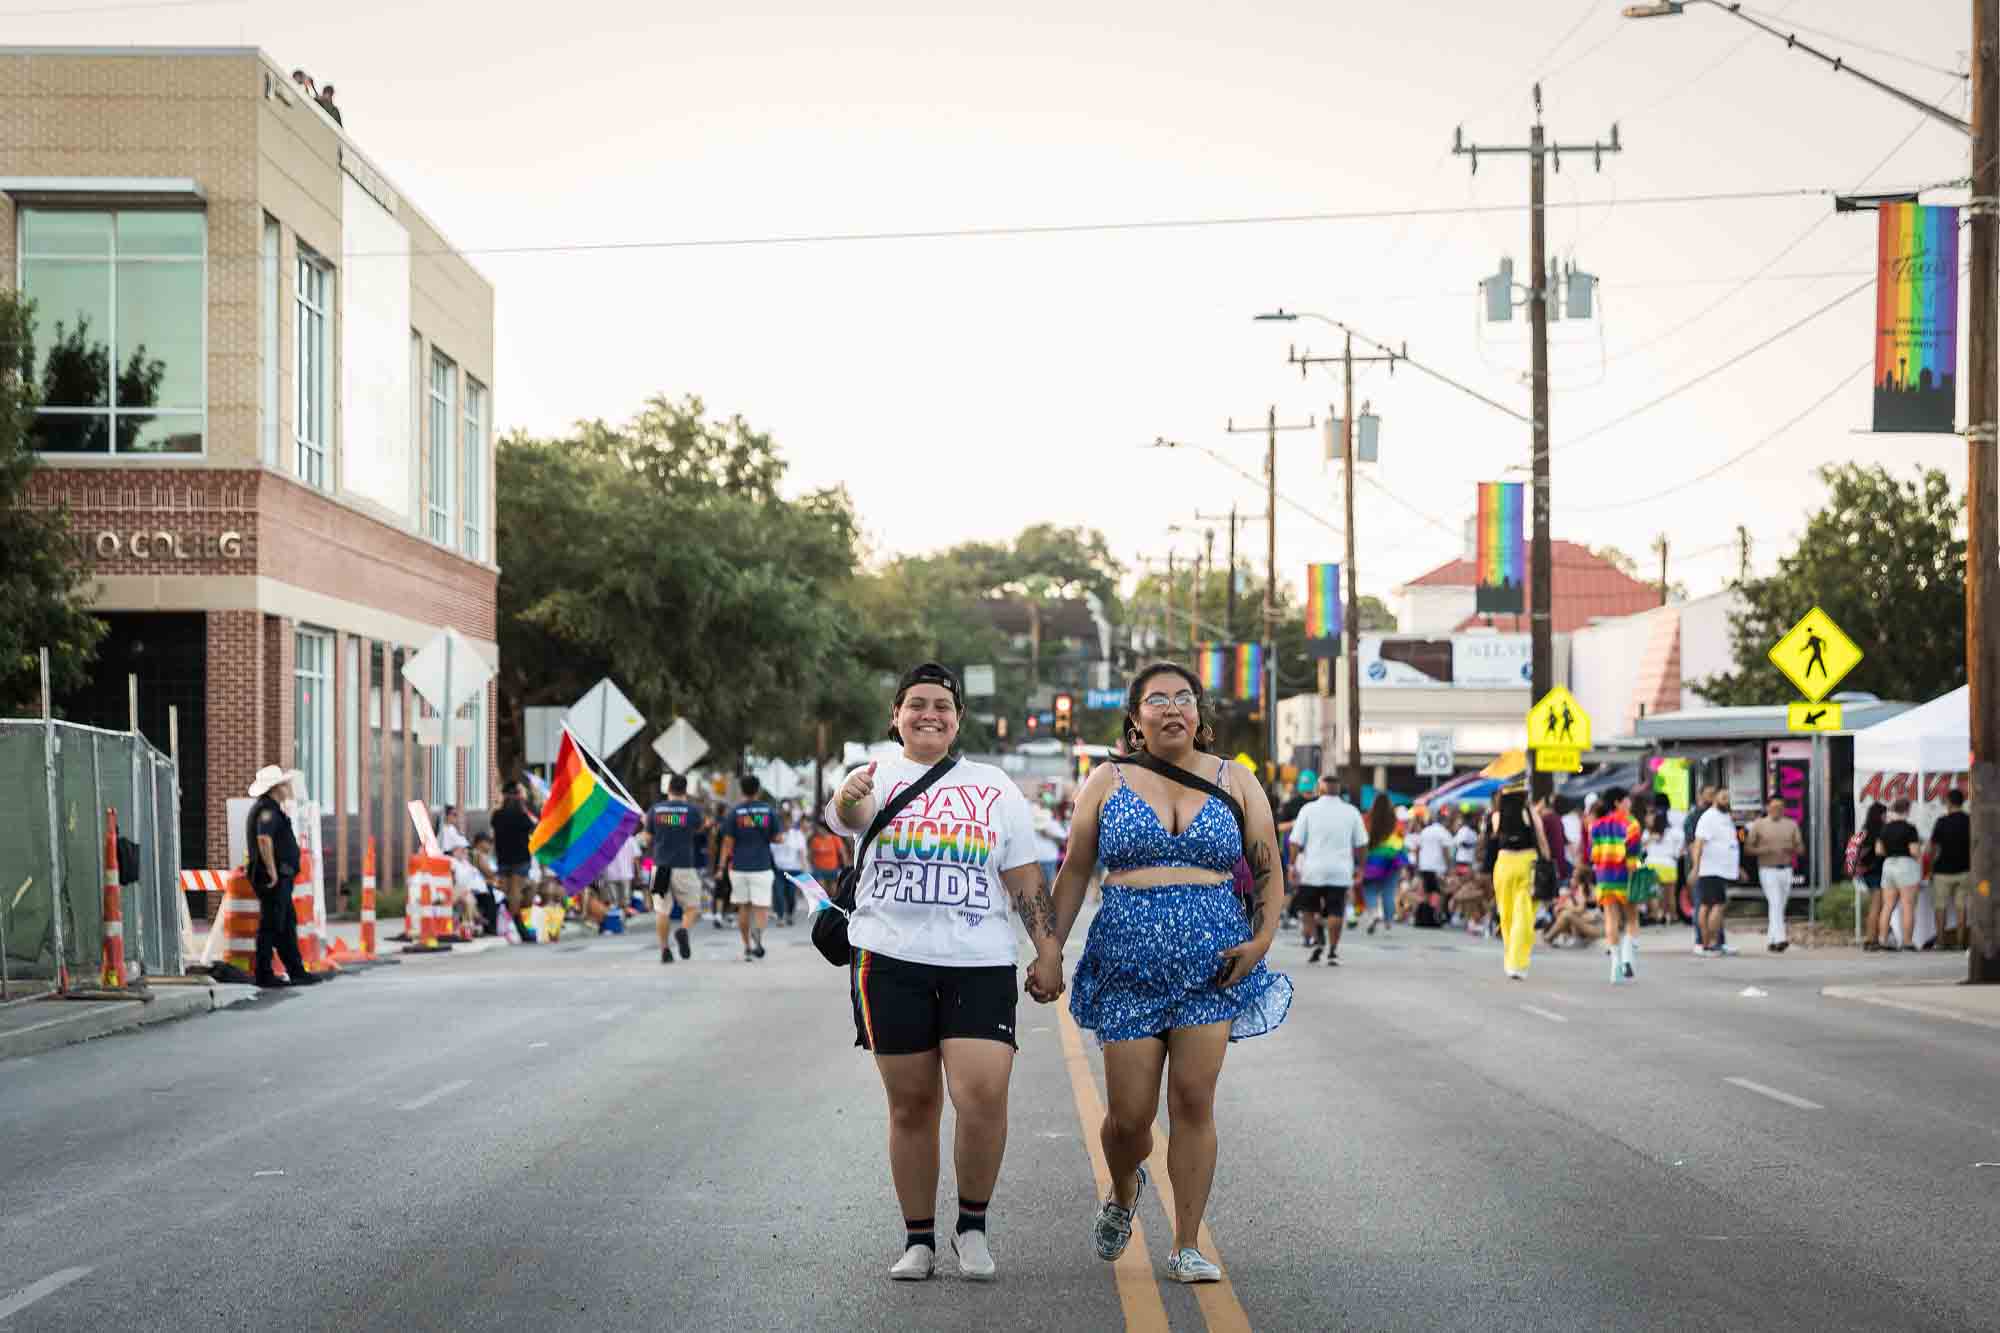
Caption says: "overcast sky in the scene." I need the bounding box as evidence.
[24,1,1976,609]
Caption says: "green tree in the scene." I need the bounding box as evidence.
[0,291,106,713]
[1696,463,1964,705]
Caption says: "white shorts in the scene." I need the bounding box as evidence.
[732,869,774,909]
[652,867,702,914]
[1880,857,1922,891]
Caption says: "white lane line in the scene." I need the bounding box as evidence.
[1724,1076,1823,1111]
[593,1004,634,1023]
[0,1266,91,1322]
[1518,1004,1569,1024]
[398,1079,471,1111]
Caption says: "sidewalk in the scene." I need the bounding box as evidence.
[0,977,260,1063]
[1821,978,2000,1031]
[188,915,507,963]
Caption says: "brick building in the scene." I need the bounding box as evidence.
[3,47,499,883]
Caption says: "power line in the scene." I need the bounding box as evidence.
[1737,3,1968,81]
[0,0,236,14]
[1150,440,1345,542]
[1566,359,1870,514]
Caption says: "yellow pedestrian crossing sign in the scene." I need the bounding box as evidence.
[1535,746,1583,773]
[1526,686,1592,751]
[1787,701,1843,733]
[1768,607,1862,704]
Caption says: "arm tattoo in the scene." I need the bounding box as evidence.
[1010,866,1059,943]
[1245,841,1276,937]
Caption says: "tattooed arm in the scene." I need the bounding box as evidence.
[1002,861,1064,1002]
[1217,764,1284,987]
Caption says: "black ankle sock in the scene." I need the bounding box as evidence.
[905,1217,936,1249]
[957,1198,988,1235]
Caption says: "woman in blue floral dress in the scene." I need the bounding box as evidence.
[1051,661,1291,1285]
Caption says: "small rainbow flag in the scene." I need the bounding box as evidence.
[1304,563,1340,643]
[1233,642,1263,703]
[1475,481,1525,615]
[1197,643,1228,694]
[530,728,642,890]
[1873,201,1960,434]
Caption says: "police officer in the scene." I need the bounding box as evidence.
[245,765,318,989]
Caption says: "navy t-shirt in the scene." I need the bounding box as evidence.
[647,799,705,869]
[727,800,778,872]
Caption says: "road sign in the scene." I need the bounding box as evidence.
[403,629,496,718]
[567,678,645,757]
[1085,688,1124,711]
[651,717,710,773]
[1525,686,1592,751]
[1768,607,1862,704]
[1787,701,1844,733]
[1535,746,1582,773]
[964,664,996,698]
[523,707,565,766]
[1414,729,1456,777]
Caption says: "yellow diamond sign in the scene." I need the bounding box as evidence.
[1787,701,1843,733]
[1768,607,1862,704]
[1526,686,1592,751]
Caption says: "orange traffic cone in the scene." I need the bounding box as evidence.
[360,837,378,959]
[99,808,125,989]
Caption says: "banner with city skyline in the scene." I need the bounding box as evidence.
[1474,481,1525,614]
[1873,201,1959,434]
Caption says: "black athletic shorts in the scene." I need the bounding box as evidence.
[1420,870,1444,896]
[850,948,1017,1055]
[1696,875,1731,907]
[1294,883,1348,917]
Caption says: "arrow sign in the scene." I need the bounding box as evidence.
[1787,701,1844,733]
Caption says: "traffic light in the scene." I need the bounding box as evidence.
[996,716,1009,741]
[1026,714,1039,735]
[1053,693,1073,737]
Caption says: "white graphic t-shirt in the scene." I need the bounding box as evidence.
[825,756,1039,967]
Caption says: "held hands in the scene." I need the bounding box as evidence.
[1025,949,1065,1004]
[837,762,877,811]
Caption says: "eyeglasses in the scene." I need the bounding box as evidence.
[1141,689,1198,712]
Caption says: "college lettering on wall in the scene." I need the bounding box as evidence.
[86,530,248,560]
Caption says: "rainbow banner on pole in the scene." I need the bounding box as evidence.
[529,728,642,890]
[1873,201,1960,434]
[1304,563,1341,659]
[1474,481,1525,615]
[1233,642,1263,703]
[1196,643,1228,694]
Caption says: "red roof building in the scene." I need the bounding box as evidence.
[1398,540,1664,636]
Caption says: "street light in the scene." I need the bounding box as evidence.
[1622,0,1971,134]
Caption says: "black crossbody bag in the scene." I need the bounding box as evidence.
[812,754,959,968]
[1106,751,1248,844]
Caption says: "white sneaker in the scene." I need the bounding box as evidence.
[953,1230,996,1281]
[889,1243,935,1281]
[1166,1247,1222,1283]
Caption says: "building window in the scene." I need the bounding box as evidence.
[294,628,334,806]
[260,215,281,466]
[295,247,332,488]
[427,350,455,543]
[343,636,361,815]
[19,208,207,454]
[462,377,485,559]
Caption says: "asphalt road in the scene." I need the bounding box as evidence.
[2,912,1996,1332]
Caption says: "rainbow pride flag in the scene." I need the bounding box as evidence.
[1233,642,1262,703]
[1197,643,1228,694]
[1873,202,1959,434]
[1304,563,1340,643]
[530,728,642,890]
[1474,482,1525,615]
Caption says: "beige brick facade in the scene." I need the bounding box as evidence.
[3,47,500,874]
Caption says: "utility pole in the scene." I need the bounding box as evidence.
[1196,507,1269,642]
[1968,0,1998,983]
[1735,525,1752,583]
[1455,85,1621,800]
[1226,407,1316,775]
[1652,533,1670,606]
[1287,335,1400,801]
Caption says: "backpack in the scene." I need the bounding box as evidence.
[1843,829,1867,879]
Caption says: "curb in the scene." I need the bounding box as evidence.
[0,981,262,1064]
[1821,983,2000,1031]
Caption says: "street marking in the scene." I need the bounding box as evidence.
[1138,1122,1253,1333]
[1822,986,2000,1032]
[252,1169,285,1178]
[1054,1006,1170,1333]
[0,1266,90,1323]
[398,1079,470,1111]
[528,1041,550,1049]
[1724,1077,1822,1111]
[1518,1005,1568,1024]
[593,1004,633,1023]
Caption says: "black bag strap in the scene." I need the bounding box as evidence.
[854,754,960,867]
[1107,751,1248,845]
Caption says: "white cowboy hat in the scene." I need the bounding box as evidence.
[247,765,288,798]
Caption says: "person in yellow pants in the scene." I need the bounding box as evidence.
[1489,783,1553,980]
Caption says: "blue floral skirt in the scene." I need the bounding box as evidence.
[1070,883,1292,1044]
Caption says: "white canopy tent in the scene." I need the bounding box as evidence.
[1852,686,1969,775]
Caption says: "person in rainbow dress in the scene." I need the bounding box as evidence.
[1358,795,1405,936]
[1589,788,1648,984]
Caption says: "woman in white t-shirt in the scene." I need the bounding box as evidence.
[770,810,810,927]
[826,662,1064,1285]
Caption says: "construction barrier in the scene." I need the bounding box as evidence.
[178,868,230,919]
[403,854,454,952]
[213,869,262,977]
[361,838,377,958]
[99,808,125,990]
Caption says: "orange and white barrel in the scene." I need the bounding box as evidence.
[99,808,125,989]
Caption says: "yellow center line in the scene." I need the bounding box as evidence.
[1139,1130,1253,1333]
[1057,1005,1172,1333]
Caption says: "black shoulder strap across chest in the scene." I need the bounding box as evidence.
[857,755,960,864]
[1107,751,1247,843]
